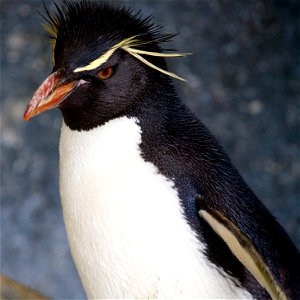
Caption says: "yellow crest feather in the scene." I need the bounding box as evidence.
[74,35,191,81]
[42,15,58,64]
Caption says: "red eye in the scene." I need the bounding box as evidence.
[98,67,113,79]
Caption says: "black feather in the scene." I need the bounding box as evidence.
[41,0,176,71]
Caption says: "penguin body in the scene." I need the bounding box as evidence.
[24,1,300,299]
[60,116,251,299]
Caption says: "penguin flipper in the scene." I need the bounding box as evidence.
[198,208,287,300]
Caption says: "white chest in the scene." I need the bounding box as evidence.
[59,116,251,299]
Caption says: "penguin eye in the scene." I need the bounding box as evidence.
[98,67,113,80]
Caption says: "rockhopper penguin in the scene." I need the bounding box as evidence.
[24,1,300,299]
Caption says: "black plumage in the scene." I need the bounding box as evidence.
[43,1,171,74]
[134,93,300,298]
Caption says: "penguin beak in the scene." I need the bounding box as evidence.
[23,70,82,121]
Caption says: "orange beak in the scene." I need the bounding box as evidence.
[23,70,80,121]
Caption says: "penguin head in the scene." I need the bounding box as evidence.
[24,1,188,130]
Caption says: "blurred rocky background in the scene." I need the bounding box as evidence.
[1,0,299,299]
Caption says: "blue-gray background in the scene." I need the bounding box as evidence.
[1,0,299,299]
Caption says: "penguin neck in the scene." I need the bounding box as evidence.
[60,76,178,132]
